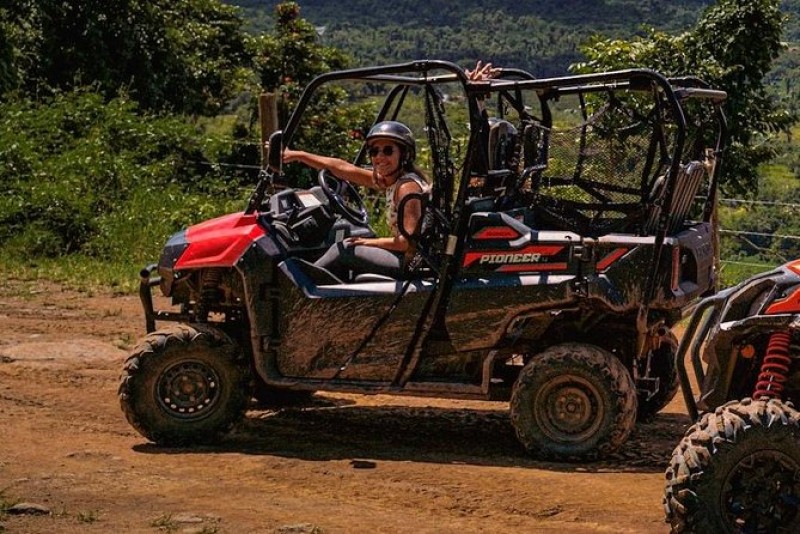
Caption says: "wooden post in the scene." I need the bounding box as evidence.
[259,92,279,168]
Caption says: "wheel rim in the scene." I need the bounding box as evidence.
[533,375,604,443]
[721,449,800,532]
[157,360,221,420]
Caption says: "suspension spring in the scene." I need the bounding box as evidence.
[752,331,793,400]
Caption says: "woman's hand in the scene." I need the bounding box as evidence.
[345,236,371,247]
[345,236,409,252]
[466,60,500,82]
[282,148,304,163]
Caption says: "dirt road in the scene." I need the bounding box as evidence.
[0,278,687,533]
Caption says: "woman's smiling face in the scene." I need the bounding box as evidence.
[369,139,401,181]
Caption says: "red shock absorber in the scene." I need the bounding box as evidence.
[753,331,793,399]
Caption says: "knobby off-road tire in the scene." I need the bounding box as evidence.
[119,324,251,446]
[510,343,637,461]
[664,398,800,533]
[637,332,680,421]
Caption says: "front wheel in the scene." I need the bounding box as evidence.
[510,343,637,461]
[119,324,251,446]
[664,398,800,533]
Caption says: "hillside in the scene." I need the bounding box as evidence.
[231,1,798,78]
[230,0,713,76]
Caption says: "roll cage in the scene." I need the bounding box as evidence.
[259,61,726,229]
[257,59,725,281]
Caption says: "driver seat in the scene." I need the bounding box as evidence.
[351,191,437,283]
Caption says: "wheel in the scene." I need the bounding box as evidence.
[119,324,251,446]
[510,343,637,461]
[637,332,680,421]
[318,168,368,225]
[251,381,316,408]
[664,398,800,533]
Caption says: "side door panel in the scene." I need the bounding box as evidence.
[445,209,583,351]
[276,262,434,381]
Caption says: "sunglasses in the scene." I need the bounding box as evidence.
[368,145,396,158]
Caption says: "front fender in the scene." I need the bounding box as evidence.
[174,212,266,270]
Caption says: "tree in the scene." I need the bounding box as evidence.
[0,24,13,96]
[250,2,372,181]
[572,0,796,195]
[0,0,251,115]
[251,2,350,111]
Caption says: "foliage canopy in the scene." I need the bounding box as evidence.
[0,0,251,115]
[0,1,369,268]
[573,0,796,195]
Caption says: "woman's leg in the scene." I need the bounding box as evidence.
[315,243,403,280]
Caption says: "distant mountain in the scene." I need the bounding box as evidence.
[229,0,715,76]
[230,1,799,79]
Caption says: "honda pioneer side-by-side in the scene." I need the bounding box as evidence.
[120,60,727,461]
[664,260,800,533]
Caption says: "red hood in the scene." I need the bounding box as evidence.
[174,212,266,269]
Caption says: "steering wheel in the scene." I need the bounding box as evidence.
[317,169,369,226]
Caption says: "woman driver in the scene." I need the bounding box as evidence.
[282,121,429,281]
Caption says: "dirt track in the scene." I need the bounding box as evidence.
[0,278,686,533]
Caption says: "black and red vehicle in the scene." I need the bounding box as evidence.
[119,60,727,460]
[664,259,800,533]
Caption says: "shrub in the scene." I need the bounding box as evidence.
[0,88,247,265]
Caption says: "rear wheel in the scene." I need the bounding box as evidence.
[664,398,800,533]
[119,324,250,446]
[510,343,637,461]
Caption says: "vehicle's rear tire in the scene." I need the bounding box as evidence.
[510,343,637,461]
[636,332,680,421]
[119,324,251,446]
[664,398,800,533]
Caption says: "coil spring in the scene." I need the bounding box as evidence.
[752,331,793,399]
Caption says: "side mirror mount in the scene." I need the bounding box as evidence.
[267,130,283,172]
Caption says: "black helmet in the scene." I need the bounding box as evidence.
[366,121,415,160]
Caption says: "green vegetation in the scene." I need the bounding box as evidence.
[232,1,800,86]
[718,124,800,285]
[0,1,354,291]
[574,0,793,197]
[233,0,713,76]
[0,90,247,274]
[0,488,16,519]
[151,513,179,533]
[76,509,100,523]
[0,0,798,291]
[1,0,251,115]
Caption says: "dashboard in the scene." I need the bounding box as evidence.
[264,187,374,254]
